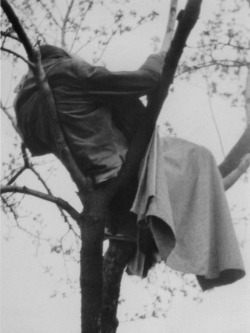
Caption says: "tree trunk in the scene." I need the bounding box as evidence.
[102,240,136,333]
[80,213,105,333]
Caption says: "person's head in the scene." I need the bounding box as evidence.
[39,44,71,61]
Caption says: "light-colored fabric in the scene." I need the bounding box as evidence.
[129,127,245,290]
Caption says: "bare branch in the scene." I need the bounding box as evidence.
[245,64,250,125]
[29,164,79,235]
[69,1,93,52]
[223,154,250,190]
[187,41,250,51]
[103,0,203,203]
[1,46,34,68]
[161,0,178,51]
[203,68,225,157]
[21,19,47,44]
[32,50,91,198]
[1,0,35,61]
[176,60,247,77]
[1,185,80,220]
[4,140,80,236]
[37,0,62,28]
[61,0,75,48]
[1,195,18,220]
[0,100,20,134]
[5,145,29,185]
[14,218,50,242]
[21,144,30,168]
[7,166,26,185]
[219,125,250,177]
[218,63,250,177]
[92,31,116,64]
[1,30,20,42]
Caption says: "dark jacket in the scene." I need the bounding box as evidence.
[14,52,165,183]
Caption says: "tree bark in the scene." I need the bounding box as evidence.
[102,240,136,333]
[80,212,105,333]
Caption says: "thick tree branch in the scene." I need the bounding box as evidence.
[31,54,92,199]
[245,64,250,125]
[1,185,80,220]
[219,63,250,177]
[1,0,34,61]
[219,125,250,177]
[161,0,178,51]
[103,0,203,203]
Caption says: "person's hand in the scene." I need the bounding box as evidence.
[238,153,250,173]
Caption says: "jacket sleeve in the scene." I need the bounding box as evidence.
[76,52,166,101]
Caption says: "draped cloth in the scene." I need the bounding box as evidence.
[128,127,245,290]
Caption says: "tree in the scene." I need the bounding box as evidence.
[1,1,249,333]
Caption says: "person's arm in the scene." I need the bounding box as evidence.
[223,153,250,191]
[75,53,166,103]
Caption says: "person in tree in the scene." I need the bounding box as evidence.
[14,45,166,184]
[14,44,248,291]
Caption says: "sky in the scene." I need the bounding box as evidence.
[1,0,250,332]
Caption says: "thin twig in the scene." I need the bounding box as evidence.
[1,30,20,42]
[176,59,247,78]
[188,41,250,51]
[1,46,34,68]
[61,0,75,48]
[203,69,225,157]
[0,100,20,134]
[14,218,50,241]
[29,165,79,235]
[1,196,18,220]
[69,1,93,52]
[93,31,116,64]
[37,0,61,28]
